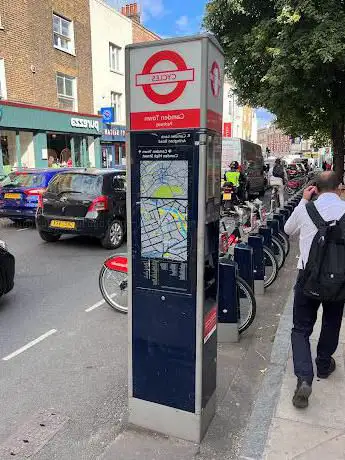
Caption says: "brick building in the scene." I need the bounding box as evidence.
[121,3,160,43]
[0,0,101,170]
[257,125,290,157]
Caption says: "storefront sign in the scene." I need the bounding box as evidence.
[70,117,100,132]
[223,122,232,137]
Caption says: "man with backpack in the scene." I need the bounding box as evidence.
[284,172,345,409]
[270,158,288,207]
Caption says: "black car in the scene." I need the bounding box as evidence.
[0,240,15,298]
[36,168,126,249]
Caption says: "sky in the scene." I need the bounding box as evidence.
[110,0,275,128]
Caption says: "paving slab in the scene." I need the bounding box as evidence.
[264,417,343,460]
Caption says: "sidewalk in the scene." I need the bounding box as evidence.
[240,290,345,460]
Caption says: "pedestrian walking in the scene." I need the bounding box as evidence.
[322,161,327,171]
[284,171,345,409]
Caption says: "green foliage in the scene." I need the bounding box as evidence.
[204,0,345,150]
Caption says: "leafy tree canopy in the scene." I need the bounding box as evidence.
[204,0,345,169]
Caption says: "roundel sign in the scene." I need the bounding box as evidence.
[135,50,195,105]
[210,61,221,98]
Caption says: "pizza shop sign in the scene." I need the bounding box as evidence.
[70,117,100,132]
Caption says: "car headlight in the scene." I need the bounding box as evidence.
[0,240,8,251]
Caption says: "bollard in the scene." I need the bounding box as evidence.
[284,205,294,215]
[259,226,273,249]
[248,235,265,295]
[273,213,286,234]
[280,208,290,221]
[267,219,280,238]
[218,258,239,343]
[234,243,254,290]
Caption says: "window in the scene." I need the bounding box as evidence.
[111,92,122,122]
[0,58,7,99]
[48,173,103,195]
[109,43,121,72]
[56,73,77,111]
[53,13,75,54]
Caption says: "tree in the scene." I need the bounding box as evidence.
[204,0,345,178]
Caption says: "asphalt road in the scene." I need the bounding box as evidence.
[0,220,128,459]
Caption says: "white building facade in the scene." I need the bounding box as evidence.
[222,79,244,138]
[89,0,132,166]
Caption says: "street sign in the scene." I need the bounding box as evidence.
[210,61,221,97]
[128,36,224,133]
[136,50,195,104]
[101,107,114,123]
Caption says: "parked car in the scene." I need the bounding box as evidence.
[0,240,15,299]
[36,168,126,249]
[0,169,69,222]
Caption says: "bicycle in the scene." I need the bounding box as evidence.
[248,198,290,260]
[99,254,128,313]
[230,200,286,270]
[220,206,278,290]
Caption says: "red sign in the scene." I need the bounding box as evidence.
[131,108,200,131]
[135,50,195,105]
[204,306,217,344]
[210,61,221,98]
[223,122,232,138]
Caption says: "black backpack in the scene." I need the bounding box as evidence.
[303,201,345,302]
[273,164,284,179]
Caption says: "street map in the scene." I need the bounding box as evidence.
[140,160,188,199]
[140,160,188,261]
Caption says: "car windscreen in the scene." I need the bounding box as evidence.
[1,172,45,188]
[47,173,103,196]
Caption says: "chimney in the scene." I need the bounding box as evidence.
[121,3,141,23]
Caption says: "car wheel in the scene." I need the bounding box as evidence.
[101,220,124,249]
[39,231,61,243]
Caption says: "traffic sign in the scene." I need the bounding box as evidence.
[136,50,195,105]
[101,107,114,123]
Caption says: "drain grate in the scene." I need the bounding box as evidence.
[0,410,69,458]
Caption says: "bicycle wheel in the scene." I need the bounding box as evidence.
[271,235,285,269]
[263,246,278,288]
[237,276,257,334]
[99,265,128,313]
[277,231,290,257]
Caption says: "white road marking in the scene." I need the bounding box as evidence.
[85,299,105,312]
[2,329,57,361]
[17,228,29,232]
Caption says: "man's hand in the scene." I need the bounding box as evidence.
[303,185,317,201]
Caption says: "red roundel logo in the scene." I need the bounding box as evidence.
[135,50,195,105]
[210,61,221,98]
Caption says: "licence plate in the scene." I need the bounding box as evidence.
[50,220,76,230]
[223,193,232,200]
[4,193,21,199]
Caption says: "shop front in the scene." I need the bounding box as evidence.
[0,101,102,172]
[101,124,126,168]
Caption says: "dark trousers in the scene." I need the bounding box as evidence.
[291,270,344,384]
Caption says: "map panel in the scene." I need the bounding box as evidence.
[141,198,188,262]
[140,161,188,199]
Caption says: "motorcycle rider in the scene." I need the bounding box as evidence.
[270,158,287,207]
[224,161,247,202]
